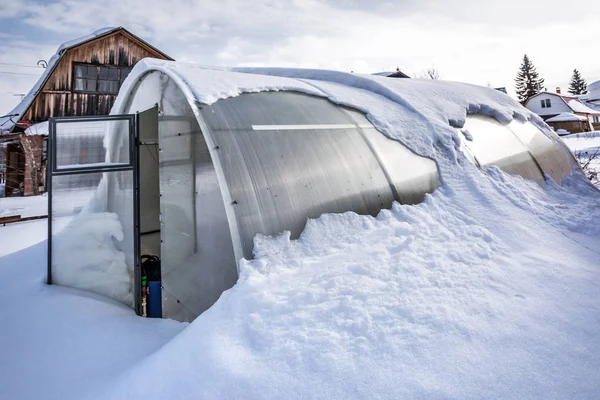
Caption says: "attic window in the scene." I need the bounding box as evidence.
[540,99,551,108]
[73,64,132,94]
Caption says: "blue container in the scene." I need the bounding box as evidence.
[147,281,162,318]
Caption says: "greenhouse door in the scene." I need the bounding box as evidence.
[47,114,145,314]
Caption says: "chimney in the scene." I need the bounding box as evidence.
[556,87,561,94]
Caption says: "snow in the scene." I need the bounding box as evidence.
[561,131,600,151]
[52,212,133,306]
[0,27,118,133]
[566,98,600,115]
[114,60,550,162]
[588,80,600,101]
[371,71,397,76]
[546,112,587,122]
[562,132,600,189]
[0,194,47,218]
[2,64,600,399]
[24,120,49,136]
[0,222,185,399]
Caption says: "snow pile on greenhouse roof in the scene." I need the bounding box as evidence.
[2,61,600,400]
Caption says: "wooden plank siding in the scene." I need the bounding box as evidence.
[22,30,170,123]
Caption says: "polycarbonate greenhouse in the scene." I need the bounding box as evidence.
[47,61,576,322]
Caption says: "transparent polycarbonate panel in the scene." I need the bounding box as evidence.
[54,119,130,170]
[138,107,161,257]
[158,116,197,320]
[344,111,440,205]
[51,171,134,306]
[200,92,404,259]
[460,116,545,185]
[160,118,238,322]
[507,120,572,184]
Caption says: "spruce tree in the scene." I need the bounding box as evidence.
[515,55,545,104]
[568,69,588,95]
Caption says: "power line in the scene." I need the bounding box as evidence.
[0,71,42,76]
[0,62,44,68]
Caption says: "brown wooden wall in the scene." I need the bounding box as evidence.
[22,31,170,123]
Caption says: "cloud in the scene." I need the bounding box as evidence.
[1,0,600,114]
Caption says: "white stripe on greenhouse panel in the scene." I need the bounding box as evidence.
[251,124,373,131]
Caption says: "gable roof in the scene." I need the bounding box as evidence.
[524,92,600,116]
[371,70,411,78]
[0,27,172,133]
[546,112,587,122]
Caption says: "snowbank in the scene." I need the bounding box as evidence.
[98,173,600,400]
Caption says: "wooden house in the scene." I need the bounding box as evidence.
[0,27,172,197]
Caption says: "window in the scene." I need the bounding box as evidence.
[540,99,552,108]
[73,64,132,94]
[594,116,600,123]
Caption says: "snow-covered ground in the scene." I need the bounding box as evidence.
[562,131,600,188]
[0,194,47,218]
[0,225,184,399]
[1,67,600,399]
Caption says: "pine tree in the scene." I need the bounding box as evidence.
[568,69,588,95]
[515,55,545,104]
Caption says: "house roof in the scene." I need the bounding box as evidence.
[525,92,600,116]
[587,80,600,101]
[0,27,173,134]
[546,112,587,122]
[371,70,411,78]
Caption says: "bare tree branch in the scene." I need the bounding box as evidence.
[574,147,600,186]
[414,67,441,80]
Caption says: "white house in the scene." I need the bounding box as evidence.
[524,83,600,133]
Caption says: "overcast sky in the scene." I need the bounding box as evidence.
[1,0,599,115]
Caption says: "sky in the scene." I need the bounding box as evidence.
[1,0,599,115]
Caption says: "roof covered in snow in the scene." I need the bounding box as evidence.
[588,80,600,101]
[567,98,600,115]
[23,121,49,136]
[0,27,172,134]
[546,112,587,122]
[371,70,411,78]
[525,91,600,116]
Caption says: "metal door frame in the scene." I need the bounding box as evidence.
[47,114,142,314]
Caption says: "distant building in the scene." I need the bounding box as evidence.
[523,86,600,134]
[372,68,411,78]
[0,27,172,196]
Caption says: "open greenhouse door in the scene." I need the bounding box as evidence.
[137,106,161,317]
[47,114,146,314]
